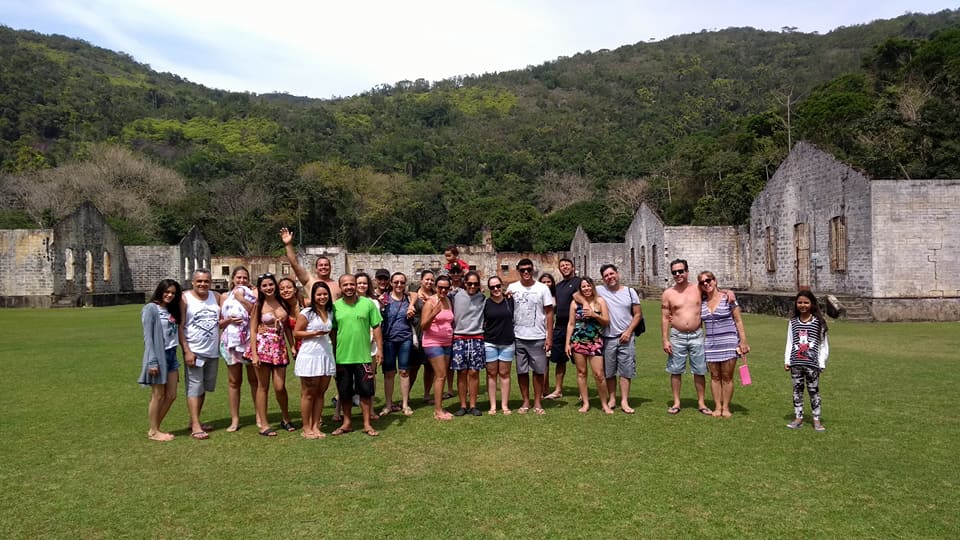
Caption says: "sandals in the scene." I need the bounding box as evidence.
[402,406,414,417]
[379,407,392,417]
[190,431,209,440]
[280,421,297,432]
[331,427,354,436]
[533,407,546,416]
[786,419,804,429]
[258,429,277,437]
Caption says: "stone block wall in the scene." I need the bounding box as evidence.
[870,180,960,298]
[0,229,54,296]
[124,246,179,293]
[50,202,133,298]
[624,203,665,287]
[749,142,873,295]
[665,225,748,290]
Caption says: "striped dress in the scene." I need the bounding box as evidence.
[701,296,740,362]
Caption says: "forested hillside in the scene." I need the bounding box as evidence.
[1,10,958,254]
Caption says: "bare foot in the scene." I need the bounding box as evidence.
[226,424,240,432]
[502,409,512,416]
[621,403,635,414]
[148,431,174,442]
[712,409,722,418]
[488,409,497,415]
[578,405,590,413]
[434,411,453,421]
[721,410,732,418]
[602,407,614,415]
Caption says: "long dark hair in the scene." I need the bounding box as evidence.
[278,277,301,312]
[793,290,828,335]
[308,281,334,317]
[254,273,282,319]
[150,279,183,324]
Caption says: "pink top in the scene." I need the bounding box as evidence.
[422,307,454,347]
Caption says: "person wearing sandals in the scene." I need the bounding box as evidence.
[331,274,384,437]
[565,277,612,414]
[421,275,455,420]
[546,259,580,401]
[379,272,418,417]
[698,271,750,418]
[483,276,515,415]
[139,279,183,441]
[784,290,830,432]
[249,273,293,437]
[274,277,302,432]
[180,269,221,440]
[449,271,487,417]
[411,270,436,404]
[507,259,555,416]
[294,282,336,439]
[219,267,258,432]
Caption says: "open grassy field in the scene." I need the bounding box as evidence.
[1,303,957,538]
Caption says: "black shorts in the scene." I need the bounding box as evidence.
[336,363,376,400]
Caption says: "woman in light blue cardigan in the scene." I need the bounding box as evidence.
[139,279,183,442]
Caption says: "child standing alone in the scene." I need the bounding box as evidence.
[784,290,830,432]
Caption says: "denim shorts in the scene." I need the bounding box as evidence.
[423,345,452,359]
[382,339,412,372]
[666,328,707,375]
[484,342,515,363]
[164,347,181,372]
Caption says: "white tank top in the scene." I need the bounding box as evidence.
[184,290,220,359]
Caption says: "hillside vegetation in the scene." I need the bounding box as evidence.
[1,10,958,254]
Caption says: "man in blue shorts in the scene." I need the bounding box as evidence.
[660,259,711,415]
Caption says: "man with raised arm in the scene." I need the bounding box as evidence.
[280,227,339,301]
[661,259,711,415]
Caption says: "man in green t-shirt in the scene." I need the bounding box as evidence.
[332,274,384,437]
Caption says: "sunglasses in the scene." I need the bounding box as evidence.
[698,278,714,285]
[466,282,480,287]
[392,280,406,285]
[671,269,686,276]
[437,285,450,290]
[518,267,534,273]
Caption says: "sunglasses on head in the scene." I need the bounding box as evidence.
[671,269,686,276]
[258,272,274,279]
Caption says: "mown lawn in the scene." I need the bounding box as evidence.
[0,303,957,538]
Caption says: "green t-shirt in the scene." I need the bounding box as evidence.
[333,297,382,364]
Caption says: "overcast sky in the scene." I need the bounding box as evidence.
[1,1,955,98]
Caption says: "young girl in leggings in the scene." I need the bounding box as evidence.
[784,290,830,432]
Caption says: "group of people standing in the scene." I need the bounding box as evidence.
[138,234,830,442]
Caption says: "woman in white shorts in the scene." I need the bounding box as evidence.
[293,281,336,439]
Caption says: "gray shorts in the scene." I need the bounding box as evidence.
[602,336,636,379]
[185,356,219,398]
[666,328,707,375]
[515,339,547,375]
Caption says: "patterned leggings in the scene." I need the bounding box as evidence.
[790,366,822,420]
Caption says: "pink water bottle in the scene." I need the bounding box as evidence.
[738,355,752,386]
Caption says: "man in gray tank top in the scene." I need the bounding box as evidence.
[179,269,221,440]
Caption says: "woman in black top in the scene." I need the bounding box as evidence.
[483,276,515,415]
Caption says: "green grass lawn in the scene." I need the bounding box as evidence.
[1,303,957,538]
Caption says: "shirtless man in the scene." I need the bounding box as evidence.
[661,259,711,415]
[280,227,340,301]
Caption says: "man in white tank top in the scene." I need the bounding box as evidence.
[179,269,221,439]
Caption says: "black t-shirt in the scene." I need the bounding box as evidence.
[554,276,582,323]
[483,297,515,345]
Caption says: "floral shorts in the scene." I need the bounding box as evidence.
[256,327,289,366]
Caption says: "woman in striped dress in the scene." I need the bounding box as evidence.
[699,271,750,418]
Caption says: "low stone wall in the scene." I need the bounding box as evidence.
[0,295,53,308]
[871,297,960,322]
